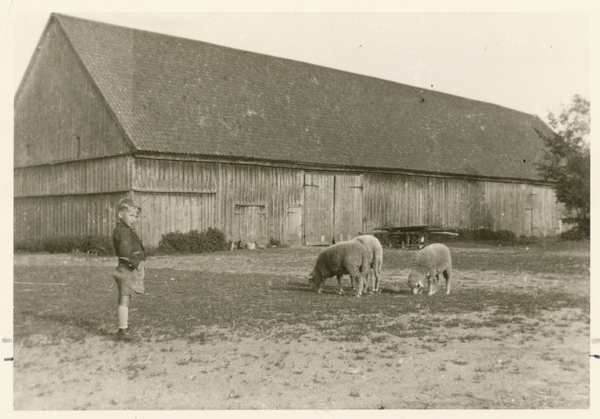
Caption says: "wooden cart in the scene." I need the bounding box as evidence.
[367,226,458,249]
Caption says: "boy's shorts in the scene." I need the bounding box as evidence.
[113,261,145,296]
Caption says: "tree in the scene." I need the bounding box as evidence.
[536,94,590,238]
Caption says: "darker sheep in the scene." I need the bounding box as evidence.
[308,241,371,297]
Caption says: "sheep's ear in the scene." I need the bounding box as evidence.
[308,273,314,280]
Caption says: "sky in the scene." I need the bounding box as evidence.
[11,10,591,123]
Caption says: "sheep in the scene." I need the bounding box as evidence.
[406,243,452,295]
[351,235,383,293]
[308,241,371,297]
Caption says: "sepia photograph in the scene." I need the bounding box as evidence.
[4,1,595,414]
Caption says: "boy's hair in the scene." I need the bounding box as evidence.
[117,198,141,213]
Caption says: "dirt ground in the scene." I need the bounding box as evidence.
[11,244,596,410]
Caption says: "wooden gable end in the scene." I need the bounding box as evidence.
[14,17,133,168]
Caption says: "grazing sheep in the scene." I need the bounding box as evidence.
[407,243,452,295]
[308,241,371,297]
[351,235,383,293]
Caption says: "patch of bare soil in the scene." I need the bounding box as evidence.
[13,311,590,410]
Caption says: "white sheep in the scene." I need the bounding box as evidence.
[308,241,371,297]
[407,243,452,295]
[351,235,383,293]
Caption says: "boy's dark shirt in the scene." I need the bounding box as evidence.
[113,221,146,270]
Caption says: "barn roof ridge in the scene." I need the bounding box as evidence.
[39,13,553,181]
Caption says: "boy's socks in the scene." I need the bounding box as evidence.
[118,305,129,329]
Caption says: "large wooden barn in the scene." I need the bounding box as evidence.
[15,14,563,247]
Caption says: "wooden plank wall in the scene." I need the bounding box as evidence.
[14,156,130,197]
[132,158,304,246]
[215,163,304,245]
[14,21,130,168]
[14,192,129,239]
[135,192,217,246]
[134,158,218,193]
[484,182,530,232]
[14,156,132,241]
[363,173,560,237]
[531,186,562,236]
[14,155,562,245]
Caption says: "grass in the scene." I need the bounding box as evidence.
[13,240,589,347]
[382,239,590,275]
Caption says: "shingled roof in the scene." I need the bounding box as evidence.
[24,13,555,181]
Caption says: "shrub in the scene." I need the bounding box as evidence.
[144,246,159,257]
[198,228,229,252]
[44,236,80,253]
[516,235,543,246]
[158,230,191,253]
[14,234,114,255]
[465,228,517,242]
[82,235,114,255]
[157,228,228,254]
[14,238,45,253]
[268,237,289,248]
[560,228,588,241]
[433,228,519,244]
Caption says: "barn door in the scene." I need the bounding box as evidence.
[334,174,363,242]
[304,173,334,245]
[304,173,363,245]
[531,188,543,237]
[234,204,267,246]
[284,206,303,245]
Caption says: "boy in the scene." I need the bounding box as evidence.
[112,198,146,342]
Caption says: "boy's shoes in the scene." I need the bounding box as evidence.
[117,327,141,342]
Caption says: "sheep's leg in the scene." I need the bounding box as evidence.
[443,269,451,295]
[374,262,381,292]
[336,275,345,295]
[432,273,440,295]
[427,272,436,296]
[369,268,377,293]
[370,268,376,292]
[349,266,365,297]
[317,275,329,294]
[369,270,376,293]
[363,269,372,293]
[353,274,364,297]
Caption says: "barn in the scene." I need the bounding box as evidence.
[14,14,563,247]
